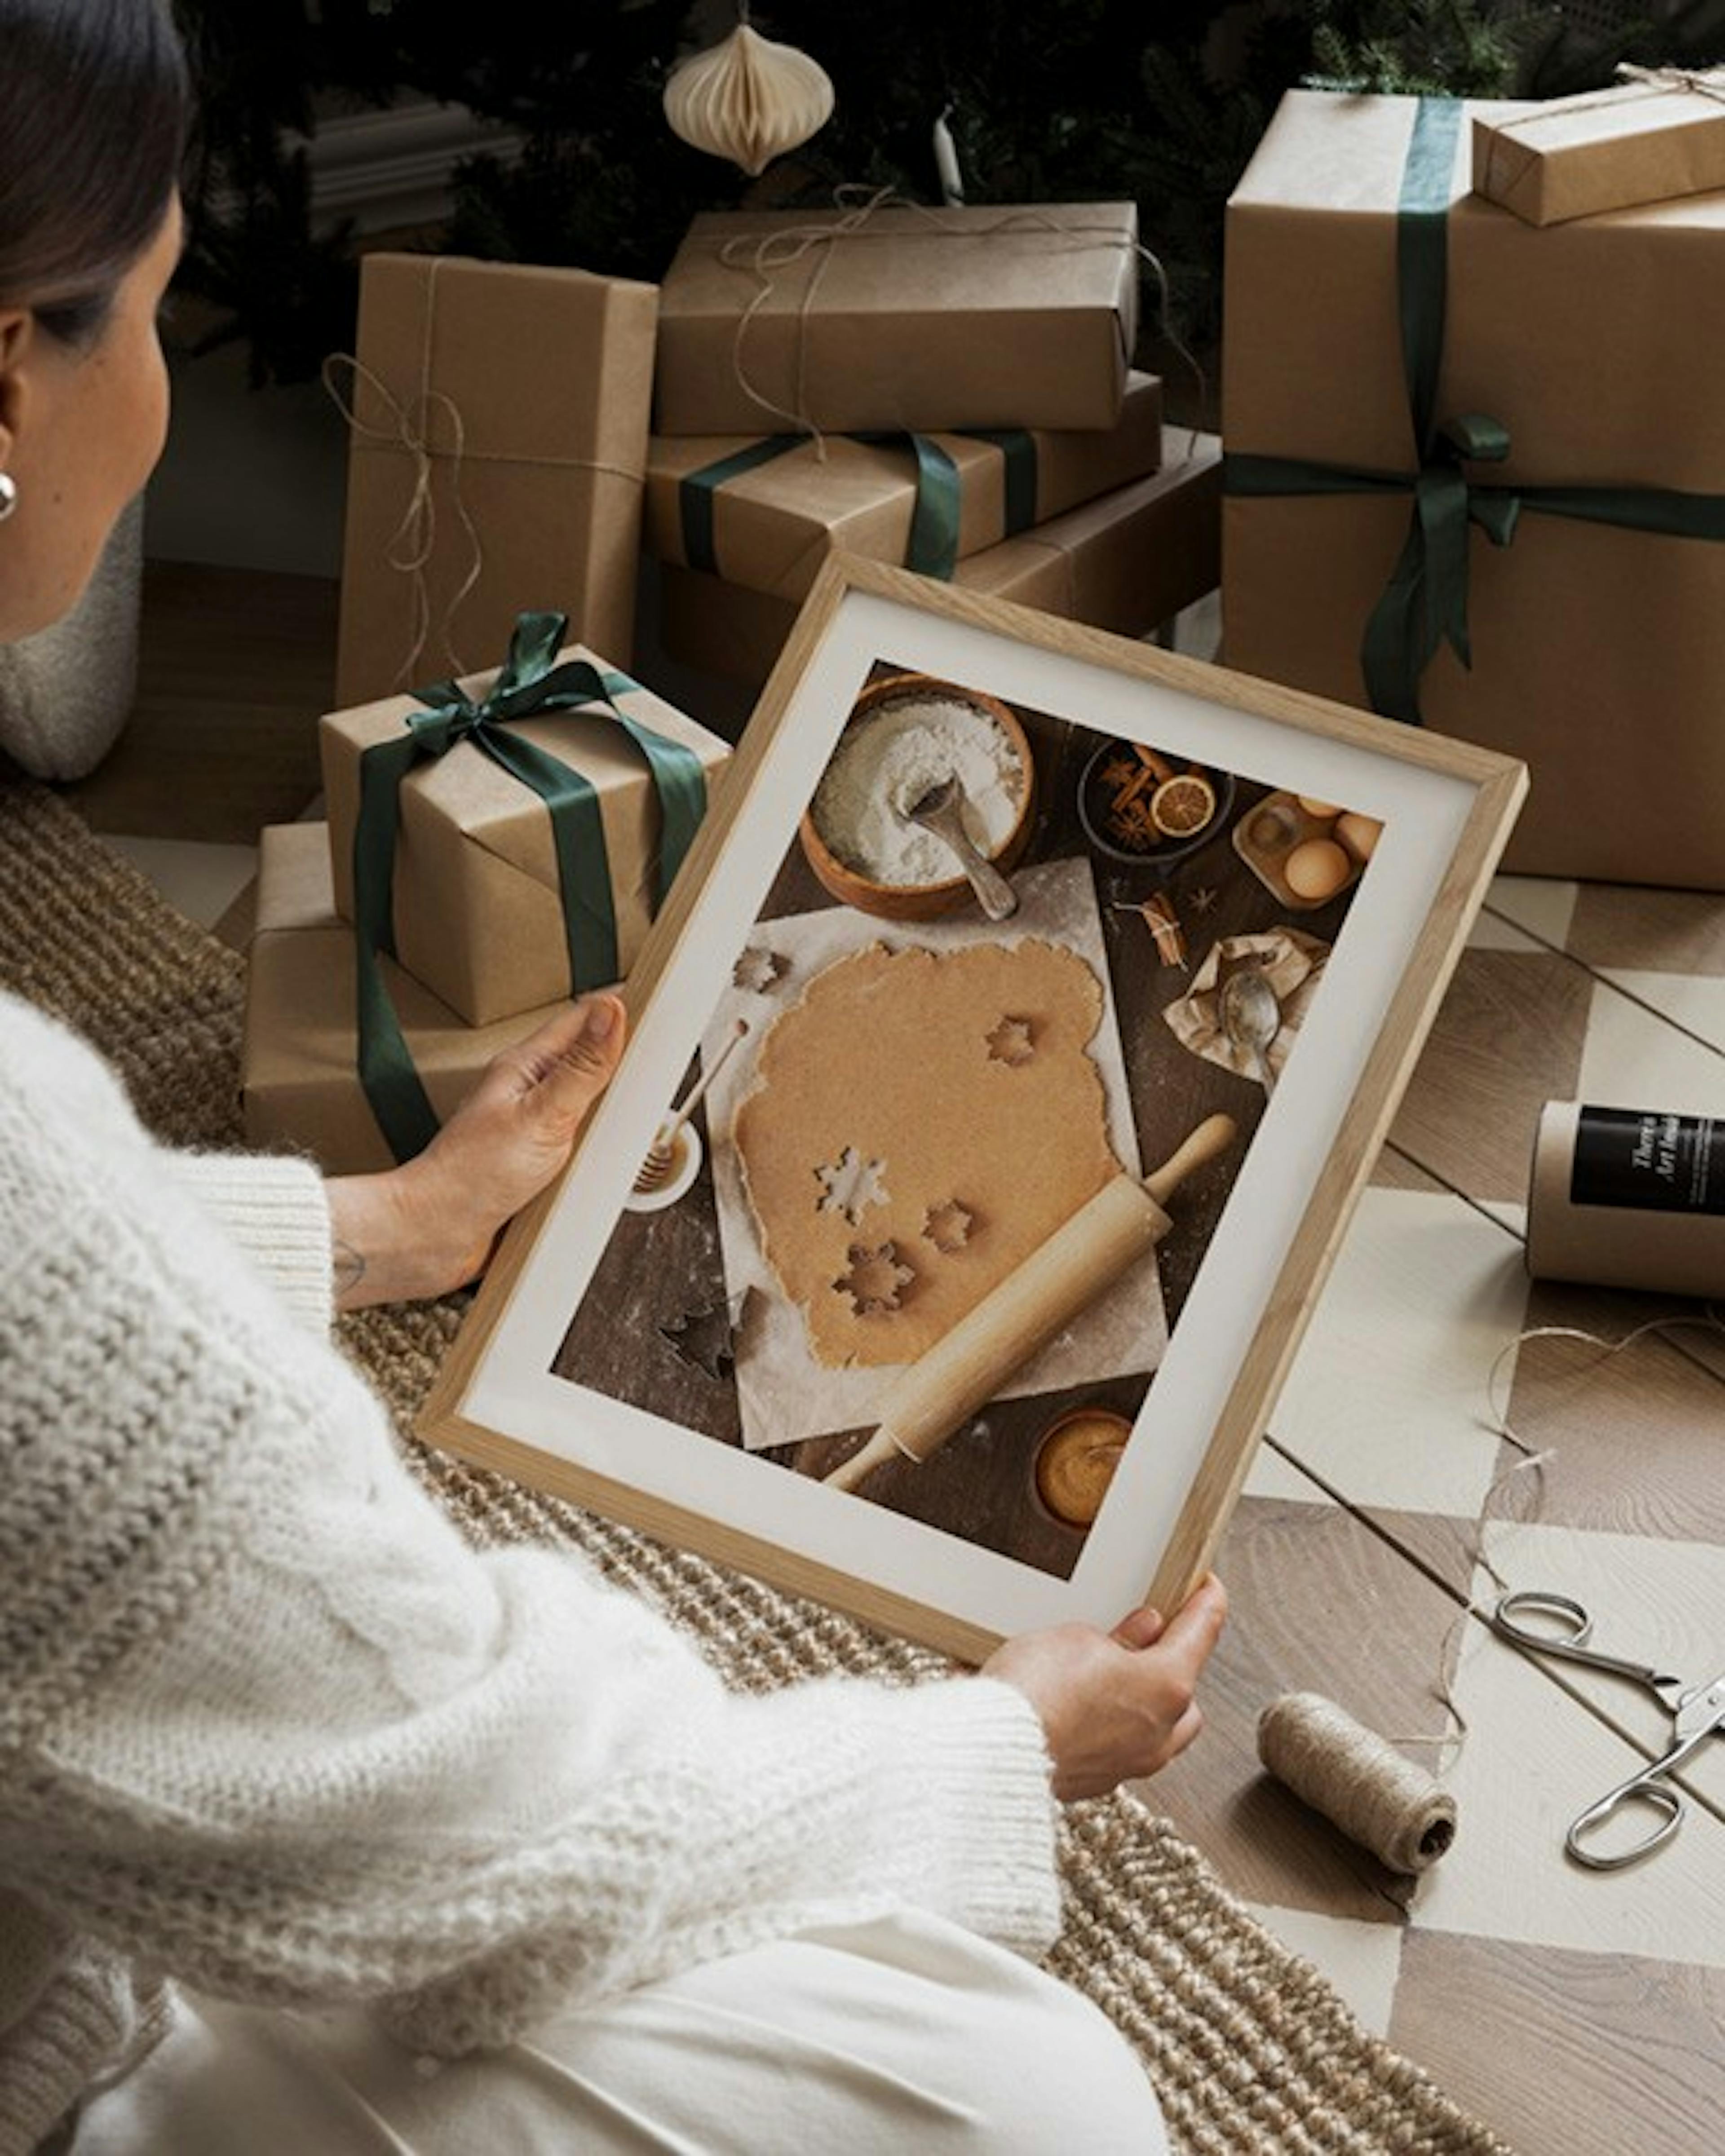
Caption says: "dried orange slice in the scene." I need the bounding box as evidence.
[1150,772,1216,839]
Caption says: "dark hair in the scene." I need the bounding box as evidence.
[0,0,190,345]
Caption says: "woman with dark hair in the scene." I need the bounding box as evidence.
[0,6,1225,2152]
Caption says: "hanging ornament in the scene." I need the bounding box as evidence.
[663,10,836,178]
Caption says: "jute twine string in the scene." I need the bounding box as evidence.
[1402,1308,1725,1766]
[1258,1305,1725,1868]
[323,255,643,691]
[715,183,1208,460]
[1492,58,1725,137]
[1257,1693,1457,1873]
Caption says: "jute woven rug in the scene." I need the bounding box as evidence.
[0,777,1515,2156]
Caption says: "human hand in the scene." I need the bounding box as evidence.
[327,994,627,1308]
[981,1575,1228,1802]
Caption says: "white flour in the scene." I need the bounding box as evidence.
[811,696,1026,886]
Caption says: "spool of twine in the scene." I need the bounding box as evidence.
[1256,1692,1458,1875]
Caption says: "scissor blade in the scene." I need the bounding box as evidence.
[1674,1675,1725,1740]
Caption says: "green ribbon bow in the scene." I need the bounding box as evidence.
[353,609,708,1162]
[678,428,1040,586]
[1224,95,1725,725]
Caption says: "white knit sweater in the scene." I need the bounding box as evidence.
[0,994,1061,2155]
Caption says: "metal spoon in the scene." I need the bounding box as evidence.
[900,770,1019,921]
[1220,967,1280,1096]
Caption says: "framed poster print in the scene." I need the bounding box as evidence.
[420,556,1526,1661]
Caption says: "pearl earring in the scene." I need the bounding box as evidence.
[0,473,17,521]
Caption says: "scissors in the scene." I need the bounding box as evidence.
[1491,1590,1725,1871]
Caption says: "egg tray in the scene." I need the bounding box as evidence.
[1232,792,1365,912]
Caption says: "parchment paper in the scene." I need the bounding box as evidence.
[698,857,1169,1451]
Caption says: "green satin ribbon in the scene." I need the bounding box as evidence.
[1223,94,1725,725]
[352,609,708,1162]
[955,429,1041,537]
[678,428,1000,584]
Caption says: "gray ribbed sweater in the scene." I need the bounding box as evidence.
[0,994,1060,2154]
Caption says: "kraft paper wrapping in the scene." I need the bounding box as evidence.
[660,431,1223,688]
[1163,930,1330,1081]
[1223,90,1725,890]
[655,202,1139,436]
[335,253,658,709]
[643,372,1165,601]
[320,643,731,1028]
[1473,73,1725,226]
[242,822,571,1176]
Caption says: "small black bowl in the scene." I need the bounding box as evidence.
[1077,737,1235,874]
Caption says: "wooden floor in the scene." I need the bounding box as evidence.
[77,563,1725,2154]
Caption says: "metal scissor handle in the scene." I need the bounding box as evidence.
[1565,1765,1686,1871]
[1490,1591,1687,1707]
[1493,1591,1720,1870]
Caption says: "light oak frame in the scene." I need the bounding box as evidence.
[421,555,1527,1661]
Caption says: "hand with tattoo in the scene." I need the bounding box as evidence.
[325,994,627,1310]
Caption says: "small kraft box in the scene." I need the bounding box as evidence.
[243,822,574,1177]
[1223,90,1725,889]
[654,202,1140,437]
[660,433,1222,688]
[335,253,658,710]
[1473,67,1725,226]
[321,618,731,1028]
[644,373,1164,603]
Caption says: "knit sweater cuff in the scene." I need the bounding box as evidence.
[887,1676,1063,1957]
[0,1950,168,2156]
[163,1152,334,1335]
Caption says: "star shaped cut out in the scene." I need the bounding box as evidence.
[922,1199,974,1253]
[814,1146,889,1226]
[985,1015,1035,1067]
[1189,885,1218,916]
[833,1242,915,1317]
[732,945,787,994]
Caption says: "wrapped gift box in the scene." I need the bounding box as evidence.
[243,822,572,1176]
[1224,90,1725,888]
[1473,70,1725,226]
[661,431,1222,687]
[321,632,730,1027]
[335,253,657,708]
[655,203,1139,436]
[644,374,1164,603]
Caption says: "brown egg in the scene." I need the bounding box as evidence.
[1284,836,1353,901]
[1296,794,1341,819]
[1335,810,1383,862]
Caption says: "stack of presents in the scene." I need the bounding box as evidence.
[245,68,1725,1169]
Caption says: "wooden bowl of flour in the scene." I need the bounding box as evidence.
[800,674,1037,921]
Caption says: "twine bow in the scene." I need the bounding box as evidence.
[1224,95,1725,726]
[353,610,708,1161]
[324,256,647,693]
[323,350,484,691]
[713,184,1206,447]
[1614,60,1725,107]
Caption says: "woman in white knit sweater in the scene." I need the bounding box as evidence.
[0,6,1227,2151]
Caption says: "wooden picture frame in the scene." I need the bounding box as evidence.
[421,556,1526,1661]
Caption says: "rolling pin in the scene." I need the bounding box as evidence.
[825,1112,1237,1494]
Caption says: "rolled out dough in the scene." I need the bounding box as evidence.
[731,938,1125,1368]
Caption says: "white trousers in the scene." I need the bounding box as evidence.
[67,1911,1168,2155]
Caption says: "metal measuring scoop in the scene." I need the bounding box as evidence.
[1220,966,1280,1096]
[900,770,1019,920]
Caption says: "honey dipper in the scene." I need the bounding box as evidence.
[633,1018,748,1194]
